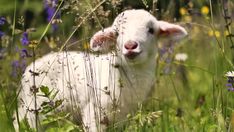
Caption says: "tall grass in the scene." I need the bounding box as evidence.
[0,0,233,131]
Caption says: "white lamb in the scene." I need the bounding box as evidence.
[15,9,187,131]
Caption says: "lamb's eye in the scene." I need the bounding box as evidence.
[148,27,154,34]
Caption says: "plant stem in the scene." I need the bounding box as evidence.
[32,47,38,131]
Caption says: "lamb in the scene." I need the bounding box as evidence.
[15,9,187,131]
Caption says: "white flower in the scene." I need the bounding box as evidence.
[225,71,234,77]
[175,53,188,61]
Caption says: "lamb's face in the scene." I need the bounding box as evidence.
[113,10,159,62]
[90,9,187,64]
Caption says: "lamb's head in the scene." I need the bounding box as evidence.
[90,9,187,63]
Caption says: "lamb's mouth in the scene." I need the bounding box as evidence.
[124,51,141,59]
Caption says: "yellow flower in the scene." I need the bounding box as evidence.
[179,7,187,16]
[214,31,220,38]
[28,40,39,48]
[224,30,230,36]
[208,30,221,38]
[201,6,209,15]
[208,30,214,36]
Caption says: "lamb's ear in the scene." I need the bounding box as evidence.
[90,27,117,53]
[157,21,187,40]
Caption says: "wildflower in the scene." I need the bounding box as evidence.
[208,30,221,38]
[0,17,6,25]
[44,0,61,32]
[224,30,230,36]
[158,41,175,74]
[11,59,27,77]
[208,30,213,36]
[201,6,209,15]
[11,60,20,77]
[21,59,27,72]
[226,71,234,78]
[0,17,6,38]
[0,48,6,59]
[28,40,39,48]
[0,31,4,38]
[214,31,220,38]
[179,8,187,16]
[175,53,188,61]
[21,48,32,58]
[225,71,234,92]
[21,32,29,46]
[44,0,57,21]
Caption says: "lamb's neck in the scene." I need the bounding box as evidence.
[116,57,156,97]
[122,65,155,79]
[119,57,156,79]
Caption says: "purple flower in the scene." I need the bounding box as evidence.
[44,0,60,32]
[0,17,6,38]
[0,17,6,25]
[226,82,234,91]
[21,32,29,46]
[159,41,176,74]
[12,60,20,67]
[52,24,58,32]
[11,60,20,77]
[0,31,4,38]
[228,88,234,91]
[11,59,27,77]
[226,81,234,92]
[21,59,27,72]
[225,71,234,92]
[0,48,6,59]
[44,0,57,22]
[21,48,32,58]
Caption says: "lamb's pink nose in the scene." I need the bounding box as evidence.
[124,41,138,50]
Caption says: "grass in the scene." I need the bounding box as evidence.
[0,0,234,131]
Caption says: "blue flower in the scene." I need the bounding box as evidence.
[11,59,27,77]
[21,32,29,46]
[228,88,234,91]
[44,0,56,22]
[52,23,58,32]
[44,0,60,32]
[11,60,20,77]
[0,48,6,59]
[0,31,4,38]
[0,17,6,25]
[21,48,32,58]
[225,71,234,92]
[21,59,27,72]
[0,17,6,38]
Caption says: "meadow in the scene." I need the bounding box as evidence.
[0,0,234,131]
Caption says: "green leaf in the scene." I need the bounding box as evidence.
[41,101,49,107]
[55,100,63,108]
[50,90,59,100]
[40,85,50,97]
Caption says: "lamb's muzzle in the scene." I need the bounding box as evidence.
[123,40,141,59]
[15,9,187,132]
